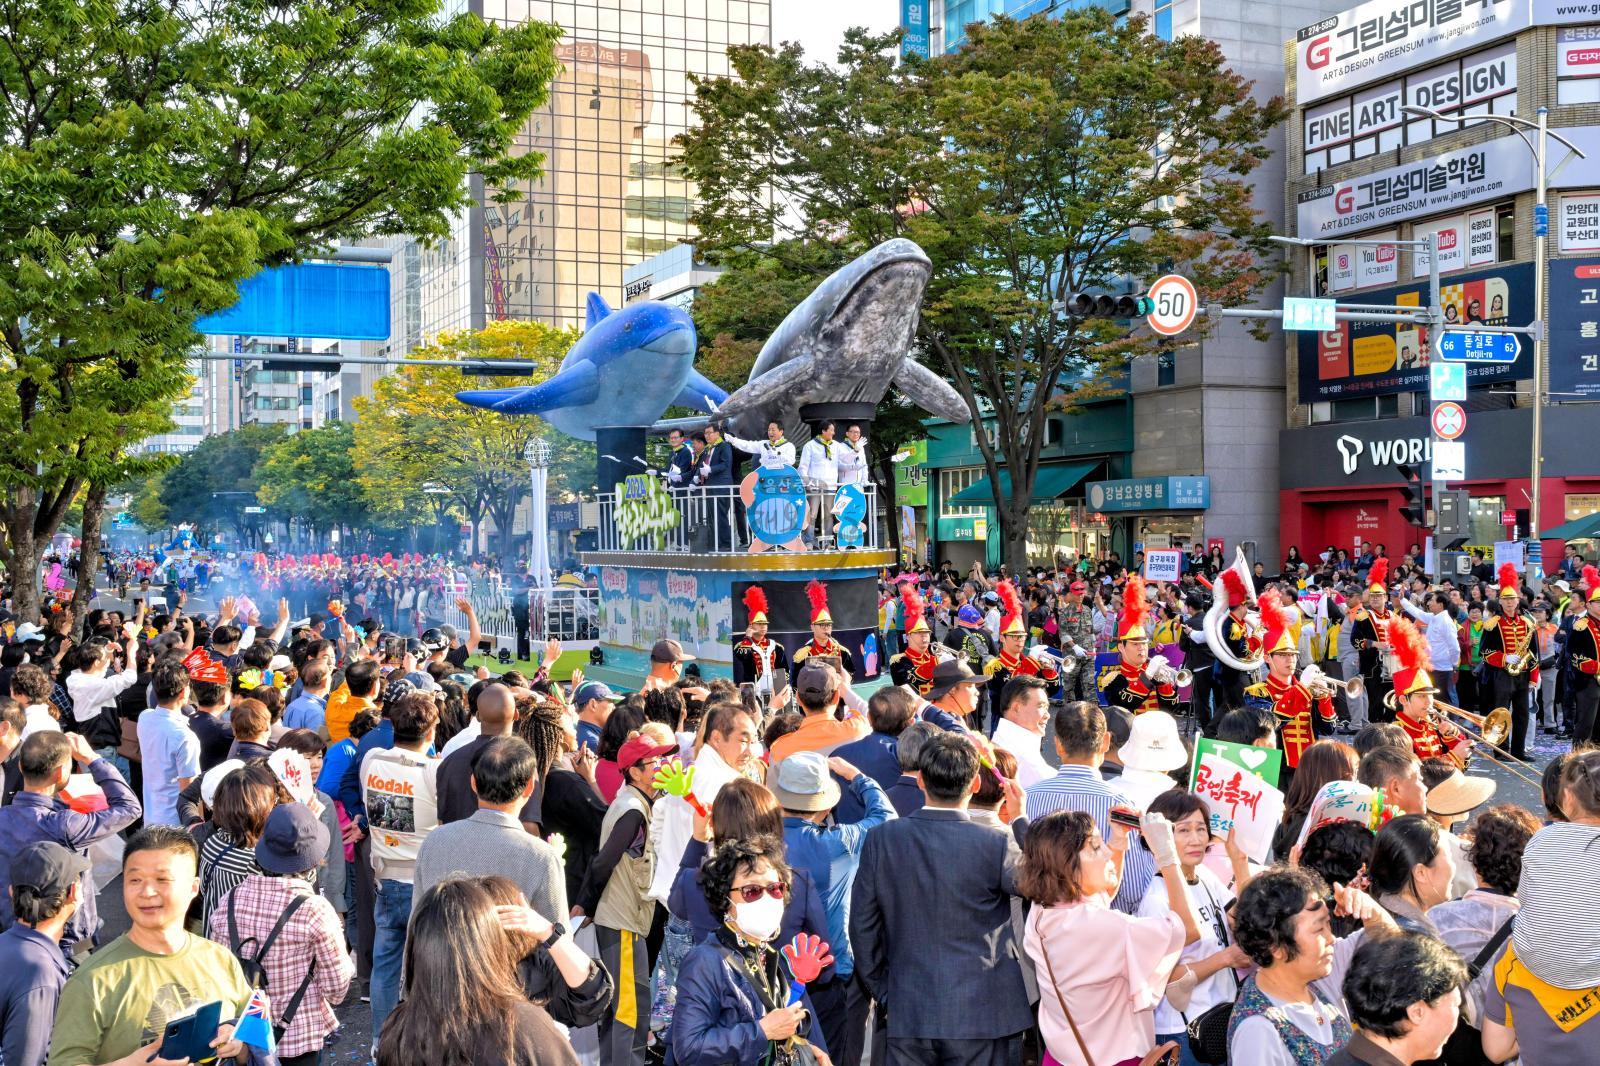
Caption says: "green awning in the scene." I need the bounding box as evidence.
[946,461,1098,506]
[1540,512,1600,541]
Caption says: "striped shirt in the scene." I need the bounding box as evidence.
[199,829,265,929]
[1023,764,1154,914]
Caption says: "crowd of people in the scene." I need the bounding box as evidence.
[0,540,1591,1066]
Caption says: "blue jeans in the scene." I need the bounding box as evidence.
[94,746,130,783]
[1156,1031,1200,1066]
[370,878,413,1048]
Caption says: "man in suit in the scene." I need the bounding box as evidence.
[665,427,697,491]
[698,422,738,550]
[851,732,1032,1066]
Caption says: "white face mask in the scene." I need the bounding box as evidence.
[731,892,785,942]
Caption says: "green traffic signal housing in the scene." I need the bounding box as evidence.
[1061,292,1156,318]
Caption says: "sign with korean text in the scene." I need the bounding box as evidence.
[1494,539,1525,571]
[1144,549,1183,583]
[938,515,988,541]
[1294,0,1529,105]
[1086,476,1211,513]
[894,439,929,507]
[1299,137,1523,239]
[1412,209,1498,276]
[1190,736,1284,790]
[900,0,930,58]
[1328,230,1401,292]
[1549,258,1600,399]
[1559,193,1600,254]
[1436,329,1520,362]
[1299,262,1532,403]
[1191,753,1286,864]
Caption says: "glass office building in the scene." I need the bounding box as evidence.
[384,0,771,346]
[922,0,1135,56]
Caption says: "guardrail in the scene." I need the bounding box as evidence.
[595,482,881,554]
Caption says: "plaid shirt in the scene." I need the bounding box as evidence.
[208,872,355,1057]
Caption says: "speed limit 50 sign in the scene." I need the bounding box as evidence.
[1146,274,1198,336]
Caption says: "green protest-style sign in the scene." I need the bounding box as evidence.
[1189,736,1283,790]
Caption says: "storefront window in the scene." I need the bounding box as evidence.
[1025,502,1108,564]
[940,467,986,517]
[1468,495,1506,548]
[1568,494,1600,521]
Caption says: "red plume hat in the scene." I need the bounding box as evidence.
[1388,614,1437,697]
[901,584,929,634]
[805,579,832,625]
[1220,568,1250,608]
[743,585,769,626]
[998,581,1026,637]
[1497,562,1520,599]
[1259,589,1297,656]
[1366,557,1389,595]
[1585,564,1600,604]
[1116,576,1150,642]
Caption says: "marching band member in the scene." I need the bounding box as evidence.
[1480,563,1536,760]
[1386,614,1472,768]
[1214,566,1260,710]
[1100,577,1179,715]
[1244,589,1335,775]
[1348,558,1395,722]
[722,420,796,469]
[731,585,788,694]
[790,578,855,679]
[1570,566,1600,745]
[984,581,1060,729]
[889,584,939,697]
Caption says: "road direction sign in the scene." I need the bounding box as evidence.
[1146,274,1198,336]
[1282,297,1337,332]
[1430,362,1467,402]
[1436,329,1521,363]
[1431,402,1466,440]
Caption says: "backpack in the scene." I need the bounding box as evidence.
[227,892,319,1041]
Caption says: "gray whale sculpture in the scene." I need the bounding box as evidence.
[711,238,972,439]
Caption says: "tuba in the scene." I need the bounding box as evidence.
[1204,548,1263,672]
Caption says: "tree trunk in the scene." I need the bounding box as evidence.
[4,502,42,624]
[1002,502,1031,573]
[69,484,110,636]
[876,454,901,557]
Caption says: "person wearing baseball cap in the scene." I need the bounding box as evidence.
[578,727,677,1066]
[767,662,870,763]
[644,638,694,692]
[573,679,618,753]
[0,841,87,1064]
[206,803,354,1062]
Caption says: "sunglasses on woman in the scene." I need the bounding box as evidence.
[732,882,787,903]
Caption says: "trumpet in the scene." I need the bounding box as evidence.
[1299,664,1364,700]
[1143,654,1182,688]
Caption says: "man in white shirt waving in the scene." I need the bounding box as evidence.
[798,420,841,547]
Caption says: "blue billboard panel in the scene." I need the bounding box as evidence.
[901,0,930,57]
[195,263,391,341]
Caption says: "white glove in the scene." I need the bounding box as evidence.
[1141,811,1181,870]
[1506,654,1522,668]
[1028,644,1053,660]
[1146,654,1170,675]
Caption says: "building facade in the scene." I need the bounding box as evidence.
[621,242,723,307]
[904,0,1354,568]
[1280,0,1600,566]
[133,358,207,455]
[376,0,769,351]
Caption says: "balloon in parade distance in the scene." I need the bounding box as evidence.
[701,238,972,440]
[453,294,727,442]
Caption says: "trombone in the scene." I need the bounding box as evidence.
[1385,692,1544,789]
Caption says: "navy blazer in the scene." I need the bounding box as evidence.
[849,808,1032,1041]
[702,441,735,487]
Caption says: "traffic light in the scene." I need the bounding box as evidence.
[1060,292,1155,318]
[1396,463,1429,527]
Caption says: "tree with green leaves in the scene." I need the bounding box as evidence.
[352,320,588,562]
[255,421,372,548]
[676,13,1284,568]
[0,0,562,619]
[158,425,289,546]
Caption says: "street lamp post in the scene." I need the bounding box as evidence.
[1400,106,1586,576]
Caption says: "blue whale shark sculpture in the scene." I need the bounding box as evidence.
[455,293,727,441]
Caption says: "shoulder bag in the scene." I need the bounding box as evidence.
[1039,935,1180,1066]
